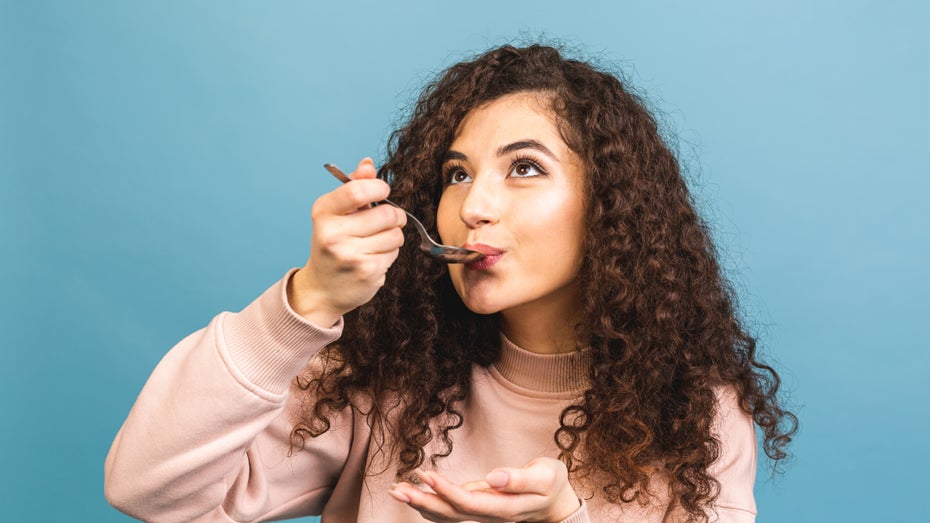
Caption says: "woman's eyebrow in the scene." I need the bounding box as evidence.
[497,139,559,161]
[443,150,468,163]
[444,140,559,164]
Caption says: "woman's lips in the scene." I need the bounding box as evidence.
[463,243,505,270]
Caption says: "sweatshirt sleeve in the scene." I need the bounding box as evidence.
[660,386,758,523]
[706,386,758,522]
[558,499,592,523]
[104,269,351,522]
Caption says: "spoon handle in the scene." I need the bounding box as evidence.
[323,163,353,184]
[323,163,400,208]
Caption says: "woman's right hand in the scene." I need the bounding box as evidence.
[287,158,407,327]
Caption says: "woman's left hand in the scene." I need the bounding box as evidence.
[387,457,581,523]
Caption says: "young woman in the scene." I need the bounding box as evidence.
[105,44,796,523]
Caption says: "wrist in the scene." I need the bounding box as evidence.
[287,269,343,327]
[539,488,581,523]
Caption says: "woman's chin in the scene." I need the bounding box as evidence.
[460,297,503,316]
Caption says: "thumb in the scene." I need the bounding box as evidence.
[485,469,512,489]
[486,458,566,495]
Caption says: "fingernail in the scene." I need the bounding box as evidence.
[387,488,410,503]
[415,469,435,487]
[486,470,509,488]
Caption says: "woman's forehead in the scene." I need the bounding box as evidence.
[448,93,564,155]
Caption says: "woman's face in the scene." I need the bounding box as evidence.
[437,92,587,320]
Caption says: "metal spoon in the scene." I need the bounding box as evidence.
[322,164,485,264]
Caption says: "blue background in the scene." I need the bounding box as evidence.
[2,1,928,521]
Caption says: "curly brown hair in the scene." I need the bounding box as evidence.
[292,43,797,522]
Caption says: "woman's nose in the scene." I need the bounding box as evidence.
[459,177,500,228]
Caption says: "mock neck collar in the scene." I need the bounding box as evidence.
[492,333,591,393]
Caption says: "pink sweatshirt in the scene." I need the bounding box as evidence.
[105,270,758,522]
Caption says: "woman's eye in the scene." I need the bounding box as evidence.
[446,167,472,185]
[509,160,545,178]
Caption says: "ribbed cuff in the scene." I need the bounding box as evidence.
[220,268,344,395]
[558,498,591,523]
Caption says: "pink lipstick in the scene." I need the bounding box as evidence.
[463,243,505,271]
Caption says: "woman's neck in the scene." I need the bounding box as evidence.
[499,285,583,355]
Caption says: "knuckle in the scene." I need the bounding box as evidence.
[345,183,368,205]
[510,474,528,491]
[375,205,395,223]
[364,179,391,202]
[315,236,336,254]
[383,206,402,227]
[316,230,341,252]
[534,459,563,489]
[392,228,406,246]
[539,467,557,488]
[361,259,385,279]
[323,240,354,261]
[310,200,327,221]
[374,178,391,196]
